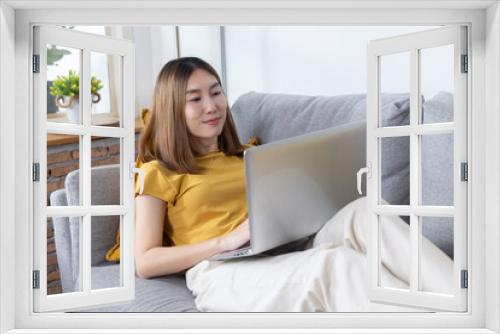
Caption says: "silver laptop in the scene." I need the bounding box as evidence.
[209,121,366,261]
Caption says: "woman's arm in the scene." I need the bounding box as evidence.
[134,194,249,279]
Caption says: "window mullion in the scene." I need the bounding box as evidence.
[374,123,454,138]
[46,123,128,137]
[81,48,92,294]
[81,132,91,293]
[81,214,91,293]
[409,48,420,293]
[375,205,454,216]
[410,214,419,293]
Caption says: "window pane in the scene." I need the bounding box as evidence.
[91,215,122,290]
[379,215,410,291]
[72,26,106,36]
[47,134,82,206]
[420,216,454,294]
[90,52,122,127]
[380,136,410,205]
[421,133,454,206]
[90,137,121,206]
[380,52,410,127]
[46,45,82,124]
[420,45,454,124]
[47,216,83,294]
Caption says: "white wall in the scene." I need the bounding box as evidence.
[225,26,267,102]
[49,25,456,119]
[128,27,158,114]
[178,26,223,77]
[127,25,453,110]
[225,26,448,105]
[125,26,222,114]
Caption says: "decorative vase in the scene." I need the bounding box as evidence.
[55,93,101,123]
[55,95,79,123]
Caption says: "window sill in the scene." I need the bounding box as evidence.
[47,114,142,146]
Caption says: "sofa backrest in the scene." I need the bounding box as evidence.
[231,91,411,144]
[231,92,412,207]
[231,91,454,258]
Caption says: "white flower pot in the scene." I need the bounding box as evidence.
[65,100,80,123]
[55,95,80,123]
[55,94,100,123]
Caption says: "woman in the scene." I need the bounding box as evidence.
[107,56,451,312]
[133,57,253,278]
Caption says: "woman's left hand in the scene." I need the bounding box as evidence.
[218,219,250,252]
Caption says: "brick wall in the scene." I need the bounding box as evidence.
[47,134,139,295]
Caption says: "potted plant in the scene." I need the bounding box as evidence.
[49,69,104,123]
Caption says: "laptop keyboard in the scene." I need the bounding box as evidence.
[210,246,252,260]
[220,246,251,257]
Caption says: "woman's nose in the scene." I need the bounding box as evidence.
[204,97,217,113]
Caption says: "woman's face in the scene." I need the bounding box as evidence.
[184,69,227,147]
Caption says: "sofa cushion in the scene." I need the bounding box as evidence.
[74,264,197,312]
[421,91,454,258]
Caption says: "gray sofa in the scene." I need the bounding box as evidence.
[50,91,454,312]
[50,166,198,312]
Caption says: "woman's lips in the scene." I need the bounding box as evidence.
[203,117,221,126]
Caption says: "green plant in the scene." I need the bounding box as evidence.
[49,70,104,97]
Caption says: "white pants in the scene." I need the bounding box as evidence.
[185,197,453,312]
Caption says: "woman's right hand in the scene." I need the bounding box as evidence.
[218,219,250,252]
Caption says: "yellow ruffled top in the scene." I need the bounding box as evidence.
[105,137,259,262]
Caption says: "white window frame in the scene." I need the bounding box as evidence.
[1,1,499,334]
[33,26,136,312]
[366,26,468,311]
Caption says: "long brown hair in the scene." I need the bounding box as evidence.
[137,57,245,174]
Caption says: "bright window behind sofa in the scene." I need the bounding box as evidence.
[224,26,444,104]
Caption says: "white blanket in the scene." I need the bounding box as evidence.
[186,197,453,312]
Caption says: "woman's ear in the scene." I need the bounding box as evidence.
[140,108,151,128]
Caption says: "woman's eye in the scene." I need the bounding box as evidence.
[190,97,201,102]
[212,91,221,96]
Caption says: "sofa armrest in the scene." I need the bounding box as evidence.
[64,165,121,287]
